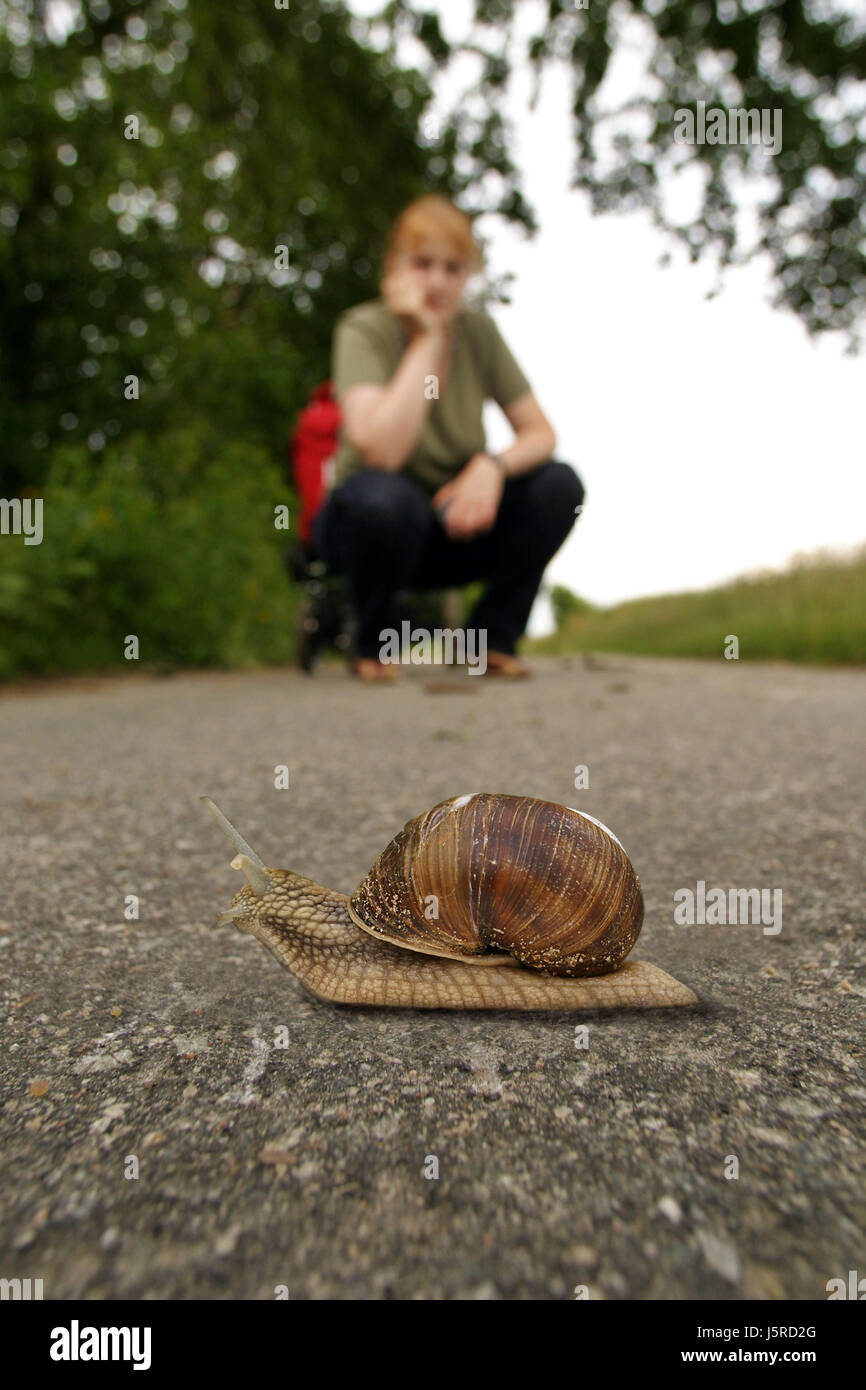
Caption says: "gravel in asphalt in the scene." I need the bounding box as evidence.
[0,653,863,1299]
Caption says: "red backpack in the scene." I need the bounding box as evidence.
[289,380,341,545]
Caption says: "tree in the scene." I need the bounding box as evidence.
[0,0,512,491]
[1,0,508,675]
[373,0,866,351]
[549,581,595,629]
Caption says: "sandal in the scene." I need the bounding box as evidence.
[483,650,532,678]
[351,657,400,682]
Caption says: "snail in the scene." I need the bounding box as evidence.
[202,793,697,1011]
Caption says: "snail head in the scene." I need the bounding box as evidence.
[201,797,280,934]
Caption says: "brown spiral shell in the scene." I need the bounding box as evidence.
[347,793,644,978]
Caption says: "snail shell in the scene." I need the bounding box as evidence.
[347,792,644,978]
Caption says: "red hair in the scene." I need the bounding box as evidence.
[381,195,484,281]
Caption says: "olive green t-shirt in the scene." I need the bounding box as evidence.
[330,298,532,498]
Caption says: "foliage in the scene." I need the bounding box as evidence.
[0,0,522,675]
[0,425,297,677]
[529,547,866,664]
[0,0,492,494]
[380,0,866,349]
[549,582,597,628]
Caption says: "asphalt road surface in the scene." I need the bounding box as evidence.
[1,653,863,1299]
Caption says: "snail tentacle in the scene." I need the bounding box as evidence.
[230,853,272,897]
[201,797,268,869]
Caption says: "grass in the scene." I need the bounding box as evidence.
[527,547,866,665]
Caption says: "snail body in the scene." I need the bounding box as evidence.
[203,793,697,1011]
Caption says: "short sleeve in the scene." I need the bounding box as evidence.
[332,313,392,398]
[483,315,532,408]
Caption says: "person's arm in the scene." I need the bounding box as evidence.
[486,390,557,477]
[431,392,557,540]
[343,326,447,472]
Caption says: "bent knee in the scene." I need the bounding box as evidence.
[528,460,585,515]
[334,468,428,530]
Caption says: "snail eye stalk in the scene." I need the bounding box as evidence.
[201,796,268,869]
[230,853,271,898]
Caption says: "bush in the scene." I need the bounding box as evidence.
[0,424,299,678]
[549,583,596,629]
[530,548,866,665]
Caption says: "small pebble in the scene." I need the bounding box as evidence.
[260,1146,293,1165]
[657,1196,683,1225]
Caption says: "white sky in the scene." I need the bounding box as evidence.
[351,0,866,622]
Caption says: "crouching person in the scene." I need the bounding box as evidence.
[315,195,584,681]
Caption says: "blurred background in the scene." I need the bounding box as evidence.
[1,0,864,678]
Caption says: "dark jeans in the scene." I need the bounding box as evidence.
[313,459,585,659]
